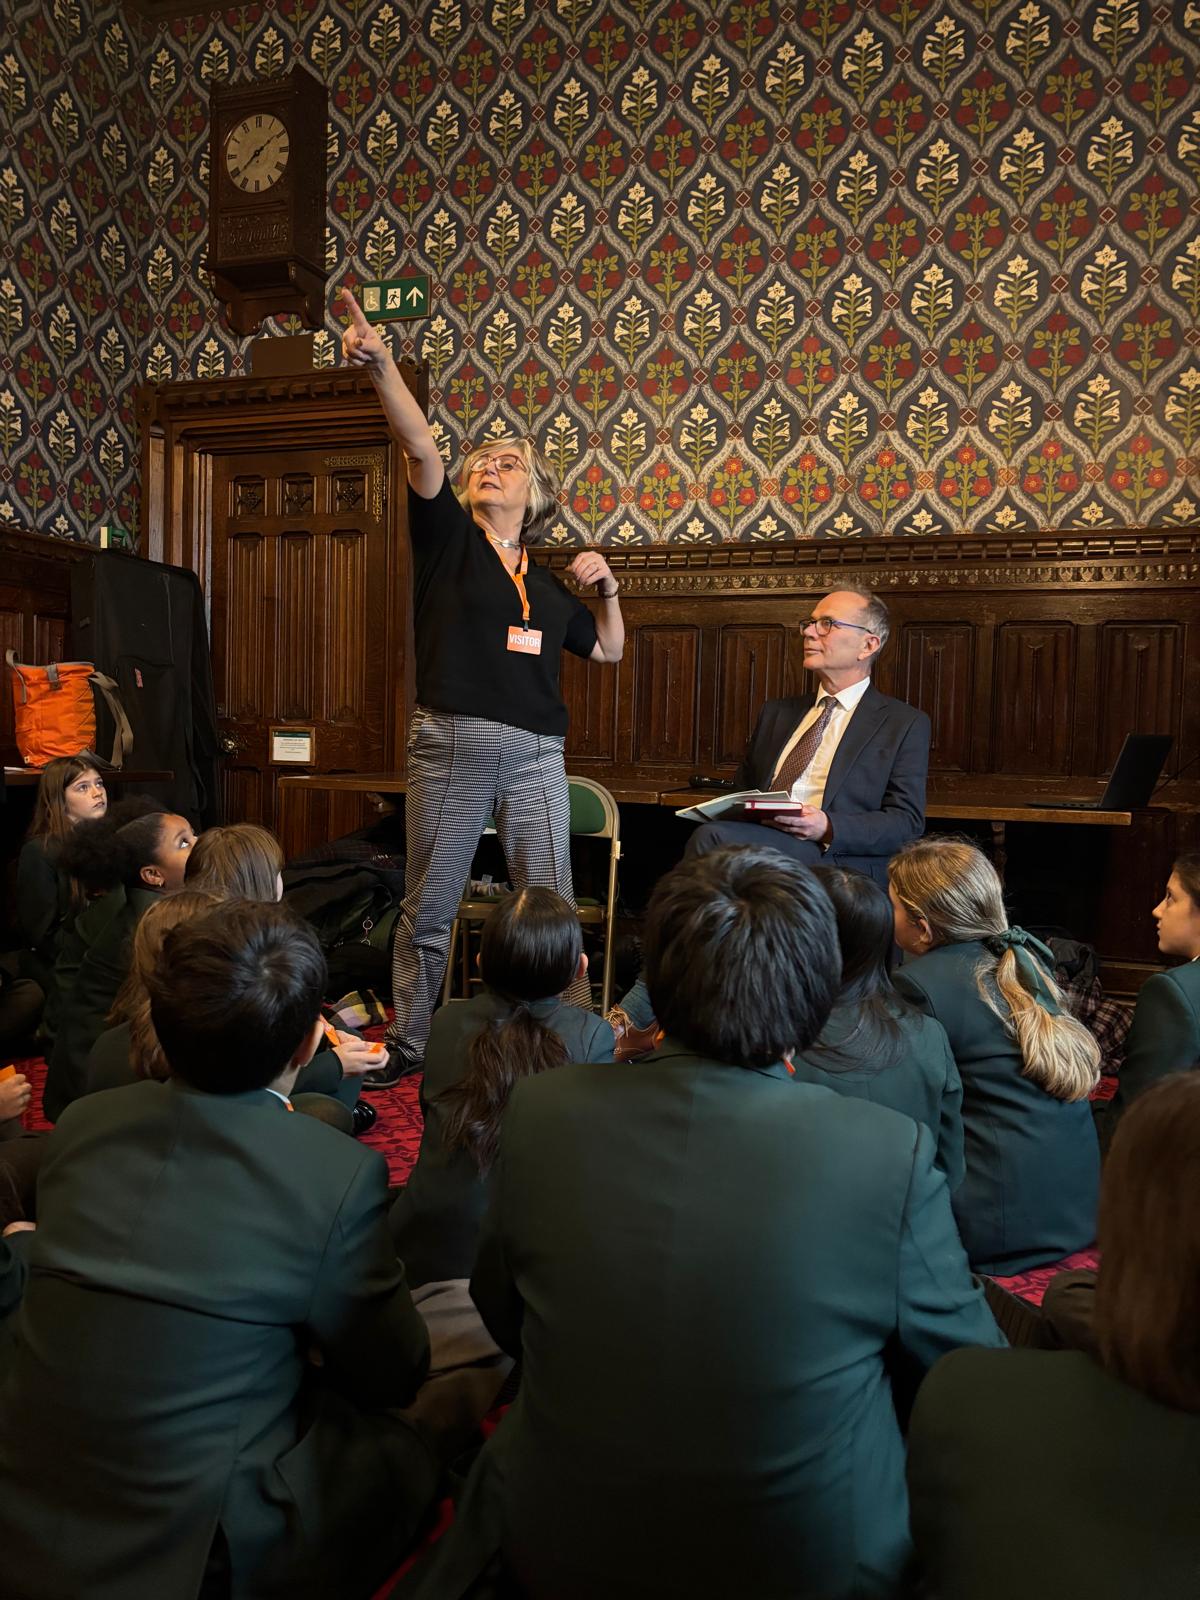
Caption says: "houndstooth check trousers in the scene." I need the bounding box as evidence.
[385,707,589,1065]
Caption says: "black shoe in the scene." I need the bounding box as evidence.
[361,1049,420,1091]
[350,1099,379,1137]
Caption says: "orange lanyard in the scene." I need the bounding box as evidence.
[486,535,531,624]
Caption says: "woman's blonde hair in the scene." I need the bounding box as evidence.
[888,837,1100,1102]
[456,435,559,541]
[185,823,283,902]
[111,888,225,1079]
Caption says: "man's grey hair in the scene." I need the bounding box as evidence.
[840,587,891,650]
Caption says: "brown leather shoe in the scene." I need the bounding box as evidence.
[608,1007,662,1062]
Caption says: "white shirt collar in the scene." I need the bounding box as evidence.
[818,675,872,712]
[263,1087,293,1109]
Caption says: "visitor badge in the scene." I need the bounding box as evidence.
[507,624,543,655]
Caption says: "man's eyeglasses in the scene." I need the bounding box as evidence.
[467,454,528,475]
[802,615,875,636]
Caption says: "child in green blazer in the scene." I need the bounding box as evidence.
[889,838,1101,1275]
[1119,850,1200,1107]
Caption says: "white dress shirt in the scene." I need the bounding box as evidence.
[770,674,873,807]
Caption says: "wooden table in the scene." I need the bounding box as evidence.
[658,790,1132,873]
[277,771,1133,877]
[277,770,670,814]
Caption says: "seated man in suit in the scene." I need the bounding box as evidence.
[0,901,437,1600]
[694,587,930,886]
[610,588,930,1052]
[404,845,1003,1600]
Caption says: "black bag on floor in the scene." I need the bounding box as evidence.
[282,861,404,992]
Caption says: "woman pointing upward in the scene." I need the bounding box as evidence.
[340,287,624,1084]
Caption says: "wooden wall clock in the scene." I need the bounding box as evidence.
[207,65,328,337]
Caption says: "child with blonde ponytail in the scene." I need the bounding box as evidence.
[889,837,1100,1274]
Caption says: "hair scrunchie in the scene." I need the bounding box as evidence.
[983,926,1060,1015]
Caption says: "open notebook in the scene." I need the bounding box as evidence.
[675,790,807,823]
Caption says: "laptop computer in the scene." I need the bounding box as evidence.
[1028,733,1173,811]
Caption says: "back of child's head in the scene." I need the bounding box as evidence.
[479,885,583,1002]
[185,823,284,902]
[114,889,227,1079]
[644,845,840,1069]
[57,796,170,893]
[146,900,327,1093]
[445,888,585,1173]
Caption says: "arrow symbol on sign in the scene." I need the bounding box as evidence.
[405,287,424,306]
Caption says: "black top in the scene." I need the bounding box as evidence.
[409,479,597,737]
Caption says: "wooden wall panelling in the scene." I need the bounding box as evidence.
[559,651,619,763]
[277,530,317,722]
[327,528,370,727]
[1097,621,1183,768]
[633,626,701,768]
[713,624,788,768]
[139,367,424,830]
[993,621,1076,776]
[891,620,975,776]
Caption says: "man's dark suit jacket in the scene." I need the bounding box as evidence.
[894,941,1100,1275]
[404,1042,1003,1600]
[732,686,930,883]
[0,1079,436,1600]
[908,1347,1200,1600]
[390,988,614,1288]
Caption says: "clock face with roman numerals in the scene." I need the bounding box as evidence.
[223,113,290,194]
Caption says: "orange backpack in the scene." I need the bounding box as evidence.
[6,652,133,771]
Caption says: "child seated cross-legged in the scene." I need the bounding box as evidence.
[45,800,197,1121]
[15,755,108,1038]
[888,838,1101,1275]
[908,1071,1200,1600]
[85,886,376,1137]
[185,823,382,1133]
[385,889,615,1445]
[0,900,438,1600]
[391,885,614,1287]
[788,865,965,1189]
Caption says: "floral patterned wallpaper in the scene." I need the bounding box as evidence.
[2,0,1198,543]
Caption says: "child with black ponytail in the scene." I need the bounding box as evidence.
[391,886,613,1288]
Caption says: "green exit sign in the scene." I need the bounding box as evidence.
[360,275,430,322]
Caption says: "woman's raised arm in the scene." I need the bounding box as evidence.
[339,286,444,497]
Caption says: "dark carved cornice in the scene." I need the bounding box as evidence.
[0,526,92,566]
[545,529,1200,594]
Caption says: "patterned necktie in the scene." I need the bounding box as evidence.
[774,696,840,795]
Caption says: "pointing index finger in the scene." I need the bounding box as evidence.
[339,286,371,334]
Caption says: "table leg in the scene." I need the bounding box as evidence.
[989,819,1007,879]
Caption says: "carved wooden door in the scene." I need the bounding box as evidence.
[209,445,390,835]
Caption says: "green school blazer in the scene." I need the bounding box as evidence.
[0,1079,436,1600]
[390,988,615,1287]
[44,883,160,1122]
[909,1347,1200,1600]
[894,941,1100,1275]
[790,1001,965,1191]
[1118,958,1200,1107]
[405,1042,1003,1600]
